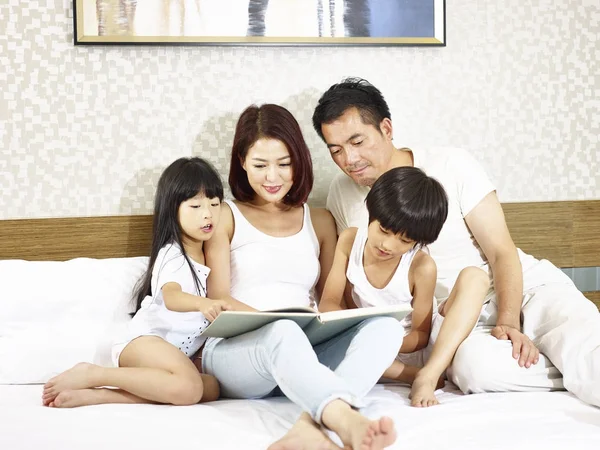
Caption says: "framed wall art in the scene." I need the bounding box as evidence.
[74,0,446,46]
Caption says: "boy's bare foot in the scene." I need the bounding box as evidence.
[268,413,343,450]
[409,370,444,407]
[323,401,396,450]
[48,389,105,408]
[42,363,99,406]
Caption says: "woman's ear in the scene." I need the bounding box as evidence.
[240,155,247,171]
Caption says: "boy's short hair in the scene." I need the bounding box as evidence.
[366,167,448,245]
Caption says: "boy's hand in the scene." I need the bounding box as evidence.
[200,300,232,322]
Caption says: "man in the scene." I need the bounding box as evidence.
[311,77,600,407]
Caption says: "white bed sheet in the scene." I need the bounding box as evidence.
[1,383,599,450]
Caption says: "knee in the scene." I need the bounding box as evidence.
[167,375,204,406]
[456,266,490,292]
[359,317,404,347]
[262,319,307,351]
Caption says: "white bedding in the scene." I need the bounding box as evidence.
[1,383,599,450]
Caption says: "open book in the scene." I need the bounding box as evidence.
[200,304,412,346]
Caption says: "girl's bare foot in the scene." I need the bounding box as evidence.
[42,363,100,406]
[409,370,445,407]
[268,413,343,450]
[49,389,106,408]
[323,400,396,450]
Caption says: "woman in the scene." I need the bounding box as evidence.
[203,104,403,450]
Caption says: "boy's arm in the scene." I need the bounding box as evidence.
[400,252,436,353]
[204,204,257,312]
[318,228,357,312]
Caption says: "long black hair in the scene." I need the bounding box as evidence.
[132,157,224,313]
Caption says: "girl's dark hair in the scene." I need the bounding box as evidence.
[132,157,224,313]
[312,77,391,141]
[229,104,313,207]
[366,167,448,246]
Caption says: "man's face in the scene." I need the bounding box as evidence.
[321,107,395,187]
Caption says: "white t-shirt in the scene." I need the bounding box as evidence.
[327,147,562,300]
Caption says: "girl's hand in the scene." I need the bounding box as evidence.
[200,300,232,322]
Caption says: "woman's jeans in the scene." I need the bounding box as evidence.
[202,317,403,423]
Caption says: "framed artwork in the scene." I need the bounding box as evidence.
[74,0,446,46]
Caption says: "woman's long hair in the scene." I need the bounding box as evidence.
[132,157,224,313]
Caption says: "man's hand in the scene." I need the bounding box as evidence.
[200,300,232,322]
[491,325,539,368]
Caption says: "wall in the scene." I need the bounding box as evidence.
[1,0,598,220]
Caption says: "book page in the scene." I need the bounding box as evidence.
[317,304,412,323]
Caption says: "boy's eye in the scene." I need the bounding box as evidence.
[211,203,220,207]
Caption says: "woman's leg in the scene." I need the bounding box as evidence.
[204,320,397,450]
[411,266,489,407]
[42,336,216,407]
[313,316,405,397]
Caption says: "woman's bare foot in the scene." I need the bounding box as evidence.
[49,389,106,408]
[42,363,100,406]
[323,400,396,450]
[268,413,343,450]
[409,370,445,407]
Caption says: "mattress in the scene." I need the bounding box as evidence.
[1,383,599,450]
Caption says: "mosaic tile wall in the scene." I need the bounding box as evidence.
[1,1,598,220]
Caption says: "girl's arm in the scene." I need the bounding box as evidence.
[310,207,338,299]
[162,283,230,320]
[204,203,257,312]
[400,251,436,353]
[318,227,357,312]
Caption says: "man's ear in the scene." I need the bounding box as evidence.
[379,118,393,141]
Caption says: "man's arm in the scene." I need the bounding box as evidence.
[465,191,539,367]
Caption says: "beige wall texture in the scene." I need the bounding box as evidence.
[1,1,598,220]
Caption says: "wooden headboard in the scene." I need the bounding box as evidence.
[1,200,599,308]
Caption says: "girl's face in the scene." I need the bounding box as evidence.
[366,220,416,261]
[242,138,293,205]
[178,193,221,245]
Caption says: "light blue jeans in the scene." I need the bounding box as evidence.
[202,317,404,423]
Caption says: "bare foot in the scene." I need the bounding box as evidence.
[409,370,444,407]
[324,401,396,450]
[268,413,343,450]
[49,389,106,408]
[42,363,100,406]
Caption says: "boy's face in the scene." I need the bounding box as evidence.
[320,108,395,187]
[366,220,416,261]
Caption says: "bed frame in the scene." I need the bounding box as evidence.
[1,200,599,309]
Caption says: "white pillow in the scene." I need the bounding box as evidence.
[0,257,148,384]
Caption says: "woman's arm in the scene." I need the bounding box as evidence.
[318,227,356,312]
[310,207,338,299]
[204,203,257,312]
[400,251,436,353]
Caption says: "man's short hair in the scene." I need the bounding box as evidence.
[312,77,391,141]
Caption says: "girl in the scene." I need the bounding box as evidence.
[42,157,229,408]
[203,104,402,450]
[319,166,490,408]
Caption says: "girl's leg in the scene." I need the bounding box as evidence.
[43,336,216,407]
[204,320,397,450]
[411,266,489,407]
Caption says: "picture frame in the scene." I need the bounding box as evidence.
[74,0,446,46]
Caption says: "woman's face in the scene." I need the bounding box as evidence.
[242,138,293,205]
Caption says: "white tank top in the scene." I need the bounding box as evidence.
[227,200,321,311]
[347,226,419,329]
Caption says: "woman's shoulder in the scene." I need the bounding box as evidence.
[308,206,337,239]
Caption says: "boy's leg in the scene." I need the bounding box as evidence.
[411,267,490,407]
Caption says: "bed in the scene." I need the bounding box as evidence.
[1,200,599,450]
